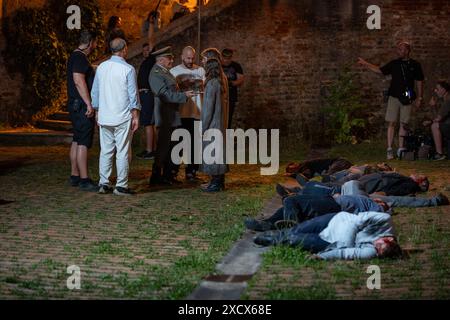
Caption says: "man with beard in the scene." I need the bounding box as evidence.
[170,46,205,182]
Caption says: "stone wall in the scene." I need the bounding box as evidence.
[0,0,183,125]
[96,0,200,41]
[131,0,450,140]
[2,0,450,141]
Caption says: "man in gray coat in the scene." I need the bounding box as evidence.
[149,46,194,185]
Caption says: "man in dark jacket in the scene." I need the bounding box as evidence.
[358,172,429,196]
[149,46,194,185]
[278,172,429,198]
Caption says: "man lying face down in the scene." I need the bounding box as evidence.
[244,193,389,232]
[254,211,402,260]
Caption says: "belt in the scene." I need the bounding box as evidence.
[139,89,150,93]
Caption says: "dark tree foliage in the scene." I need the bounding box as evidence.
[2,0,104,123]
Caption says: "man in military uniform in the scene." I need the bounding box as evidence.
[149,46,195,185]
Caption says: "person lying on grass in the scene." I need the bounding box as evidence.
[254,211,402,260]
[244,193,389,232]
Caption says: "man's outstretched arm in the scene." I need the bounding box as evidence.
[357,57,382,74]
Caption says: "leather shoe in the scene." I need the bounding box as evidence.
[254,233,279,246]
[244,218,274,231]
[202,183,224,192]
[435,193,449,206]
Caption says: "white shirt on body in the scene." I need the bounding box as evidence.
[318,211,396,260]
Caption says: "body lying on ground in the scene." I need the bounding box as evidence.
[285,158,352,180]
[280,172,430,197]
[244,194,389,232]
[253,211,402,260]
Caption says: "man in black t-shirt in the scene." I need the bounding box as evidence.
[222,48,244,128]
[136,43,156,160]
[66,30,98,192]
[358,41,424,160]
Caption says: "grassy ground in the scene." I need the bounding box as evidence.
[0,138,448,299]
[0,136,295,299]
[244,141,450,299]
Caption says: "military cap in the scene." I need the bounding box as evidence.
[152,46,174,58]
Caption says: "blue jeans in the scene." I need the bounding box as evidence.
[340,180,368,196]
[282,194,340,223]
[263,194,340,227]
[342,180,439,207]
[301,181,342,196]
[286,213,336,252]
[373,195,438,207]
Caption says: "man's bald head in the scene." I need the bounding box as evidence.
[110,38,127,56]
[182,46,195,55]
[182,46,196,69]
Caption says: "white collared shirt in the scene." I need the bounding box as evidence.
[91,55,141,126]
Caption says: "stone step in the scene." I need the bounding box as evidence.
[0,130,73,146]
[35,119,72,131]
[49,111,70,121]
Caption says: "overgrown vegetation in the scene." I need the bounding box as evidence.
[323,66,367,144]
[2,0,104,125]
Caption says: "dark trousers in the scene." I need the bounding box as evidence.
[441,123,450,154]
[263,194,341,225]
[152,126,178,180]
[286,213,336,252]
[301,181,342,196]
[181,118,199,175]
[228,100,236,129]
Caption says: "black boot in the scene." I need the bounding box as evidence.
[244,217,274,231]
[219,174,225,190]
[254,230,288,246]
[149,163,163,185]
[202,175,223,192]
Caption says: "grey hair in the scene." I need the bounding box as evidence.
[110,38,127,53]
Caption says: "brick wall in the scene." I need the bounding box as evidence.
[97,0,196,41]
[130,0,450,140]
[1,0,450,140]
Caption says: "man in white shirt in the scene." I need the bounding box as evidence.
[91,38,141,196]
[170,46,205,181]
